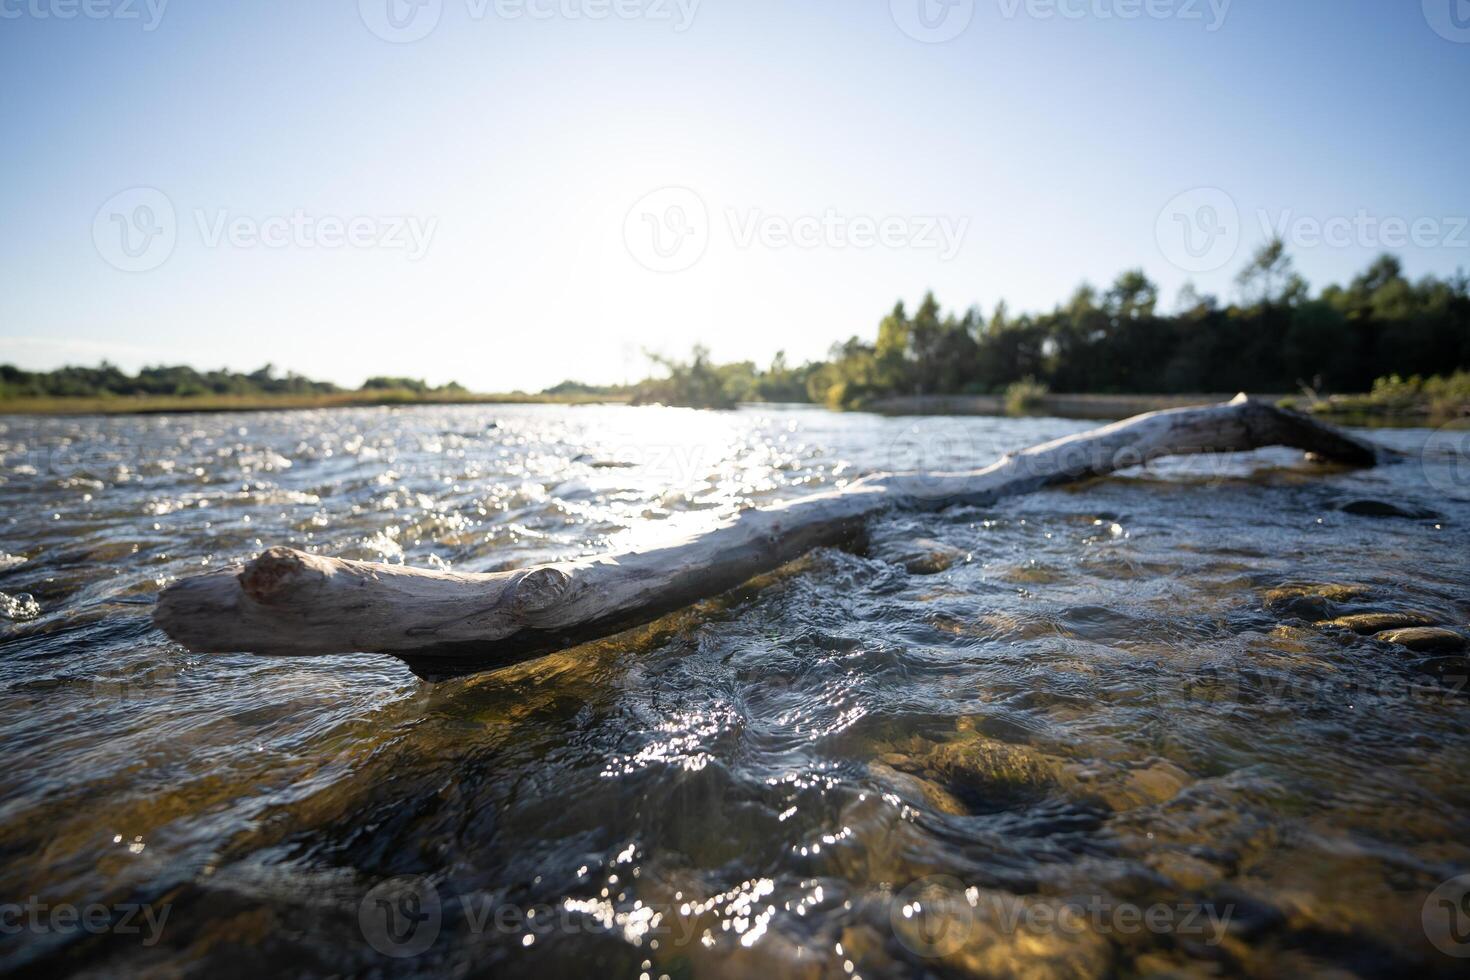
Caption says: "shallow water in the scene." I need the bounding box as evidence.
[1,404,1468,978]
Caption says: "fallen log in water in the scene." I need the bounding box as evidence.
[154,396,1384,679]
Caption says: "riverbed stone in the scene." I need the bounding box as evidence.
[1265,583,1375,604]
[1373,627,1468,653]
[1064,759,1193,812]
[890,538,967,574]
[917,736,1061,811]
[1319,611,1438,634]
[886,883,1114,979]
[1338,499,1439,520]
[1263,582,1376,620]
[1143,851,1225,891]
[868,761,969,817]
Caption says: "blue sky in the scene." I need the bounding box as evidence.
[2,0,1467,391]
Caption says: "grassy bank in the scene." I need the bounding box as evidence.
[1281,371,1470,424]
[0,389,628,416]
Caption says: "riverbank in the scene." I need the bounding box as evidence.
[1281,372,1470,427]
[865,392,1292,420]
[0,390,1262,421]
[5,389,1464,427]
[0,390,629,416]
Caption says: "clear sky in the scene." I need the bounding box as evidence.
[2,0,1468,391]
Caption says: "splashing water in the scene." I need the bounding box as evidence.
[1,404,1468,977]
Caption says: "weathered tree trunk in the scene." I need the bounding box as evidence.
[153,396,1383,679]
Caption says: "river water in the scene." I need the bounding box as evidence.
[1,404,1468,978]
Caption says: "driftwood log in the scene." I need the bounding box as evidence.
[154,396,1383,679]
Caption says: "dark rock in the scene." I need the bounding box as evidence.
[1374,627,1468,653]
[1338,499,1439,520]
[1264,583,1375,620]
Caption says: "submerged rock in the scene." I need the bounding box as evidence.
[874,537,967,575]
[1320,611,1438,634]
[915,736,1060,813]
[1263,582,1376,621]
[1065,759,1193,812]
[868,761,969,816]
[1266,583,1375,603]
[1374,627,1468,653]
[1143,850,1225,891]
[887,882,1114,979]
[1337,499,1439,520]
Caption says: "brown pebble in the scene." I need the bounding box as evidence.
[1374,627,1468,653]
[1265,583,1375,605]
[1264,583,1376,620]
[1322,611,1438,634]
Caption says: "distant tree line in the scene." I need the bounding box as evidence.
[622,244,1470,410]
[9,245,1466,412]
[0,363,466,400]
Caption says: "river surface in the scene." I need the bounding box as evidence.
[1,404,1468,978]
